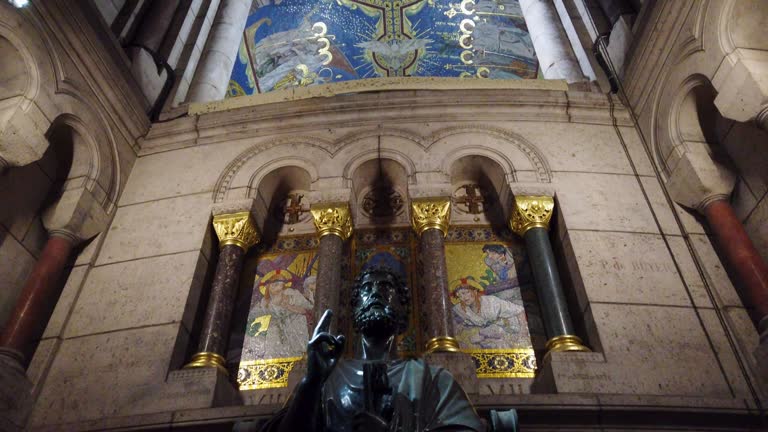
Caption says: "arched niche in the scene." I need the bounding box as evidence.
[449,154,512,228]
[254,165,313,241]
[350,157,409,226]
[657,75,730,176]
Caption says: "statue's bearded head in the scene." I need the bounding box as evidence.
[350,266,410,338]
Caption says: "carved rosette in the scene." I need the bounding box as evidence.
[510,196,555,236]
[212,211,260,251]
[310,203,353,240]
[410,198,451,237]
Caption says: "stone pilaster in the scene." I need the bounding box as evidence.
[410,197,460,353]
[511,195,589,355]
[186,211,260,374]
[310,202,353,330]
[519,0,585,82]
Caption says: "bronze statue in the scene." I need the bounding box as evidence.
[265,265,486,432]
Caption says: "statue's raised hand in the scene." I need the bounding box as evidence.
[306,309,346,384]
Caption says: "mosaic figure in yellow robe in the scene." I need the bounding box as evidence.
[252,269,314,357]
[451,277,530,349]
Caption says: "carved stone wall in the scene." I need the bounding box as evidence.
[23,79,765,430]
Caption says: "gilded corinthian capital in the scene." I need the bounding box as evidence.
[410,198,451,237]
[310,203,353,240]
[213,212,260,251]
[510,195,555,236]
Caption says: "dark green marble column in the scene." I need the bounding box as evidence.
[510,196,589,354]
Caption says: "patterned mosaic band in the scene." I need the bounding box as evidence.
[464,348,537,378]
[237,357,303,390]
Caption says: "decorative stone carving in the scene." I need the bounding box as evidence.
[410,198,451,237]
[212,211,260,251]
[510,195,554,236]
[310,203,353,240]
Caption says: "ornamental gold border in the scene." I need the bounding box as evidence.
[238,357,303,390]
[462,348,537,378]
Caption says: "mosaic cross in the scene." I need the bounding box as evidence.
[284,193,308,225]
[455,184,484,214]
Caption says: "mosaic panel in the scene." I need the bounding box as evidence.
[237,235,319,389]
[445,226,541,377]
[228,0,539,97]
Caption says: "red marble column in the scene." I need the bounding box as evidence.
[0,233,76,364]
[702,199,768,320]
[310,203,353,332]
[410,198,460,353]
[185,211,259,375]
[418,228,458,351]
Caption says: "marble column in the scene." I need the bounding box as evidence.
[701,199,768,322]
[510,196,589,355]
[187,0,252,103]
[310,203,353,330]
[519,0,586,82]
[185,211,259,375]
[0,231,78,365]
[410,198,460,353]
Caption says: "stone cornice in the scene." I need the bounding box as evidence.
[140,86,632,155]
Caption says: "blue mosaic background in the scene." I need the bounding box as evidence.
[227,0,540,97]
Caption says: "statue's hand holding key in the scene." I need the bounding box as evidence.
[306,309,346,384]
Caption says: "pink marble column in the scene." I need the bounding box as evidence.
[410,198,460,353]
[0,232,76,365]
[702,199,768,322]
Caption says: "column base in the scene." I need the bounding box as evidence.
[425,336,461,353]
[184,352,229,376]
[0,348,33,431]
[545,335,590,356]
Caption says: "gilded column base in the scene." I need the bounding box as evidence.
[184,351,228,375]
[545,335,590,354]
[425,336,461,353]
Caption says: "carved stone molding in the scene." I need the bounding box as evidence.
[212,212,260,251]
[510,195,555,236]
[410,198,451,237]
[310,203,353,240]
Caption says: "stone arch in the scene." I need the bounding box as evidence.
[722,0,768,54]
[47,94,121,212]
[248,157,320,199]
[213,136,334,203]
[342,148,417,187]
[428,126,551,183]
[654,73,721,177]
[0,3,59,168]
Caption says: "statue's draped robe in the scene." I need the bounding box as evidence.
[322,359,484,432]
